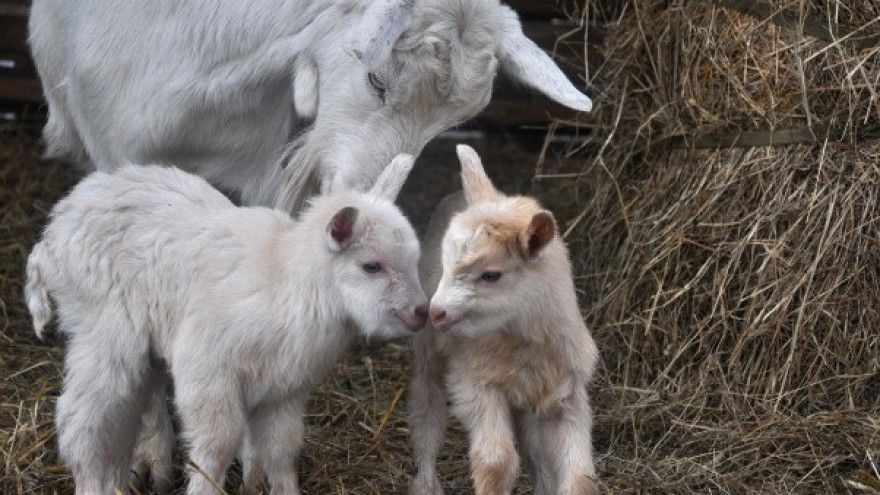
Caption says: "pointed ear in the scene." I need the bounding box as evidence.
[370,154,415,201]
[457,144,500,205]
[327,206,359,251]
[520,211,556,259]
[497,11,592,112]
[351,0,413,70]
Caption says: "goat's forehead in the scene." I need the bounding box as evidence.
[415,0,509,38]
[362,209,420,258]
[390,0,506,104]
[442,218,518,272]
[441,197,544,269]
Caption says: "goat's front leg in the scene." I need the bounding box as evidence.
[175,372,245,495]
[451,383,518,495]
[244,397,306,495]
[521,388,598,495]
[408,332,448,495]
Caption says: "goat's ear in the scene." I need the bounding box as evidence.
[351,0,413,69]
[497,12,592,113]
[370,154,414,201]
[520,211,556,259]
[457,144,500,205]
[292,56,319,119]
[327,206,359,251]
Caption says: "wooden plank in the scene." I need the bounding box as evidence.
[506,0,569,19]
[0,2,28,17]
[476,98,584,127]
[0,77,41,102]
[0,14,28,50]
[0,49,36,75]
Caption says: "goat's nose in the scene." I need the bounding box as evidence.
[429,307,447,325]
[415,304,429,327]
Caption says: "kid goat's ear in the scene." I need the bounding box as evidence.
[370,154,415,201]
[457,144,500,205]
[520,211,556,259]
[327,206,359,251]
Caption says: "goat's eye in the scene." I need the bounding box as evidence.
[480,271,502,283]
[362,262,383,274]
[367,72,386,100]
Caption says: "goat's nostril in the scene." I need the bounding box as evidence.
[415,304,429,320]
[429,308,446,324]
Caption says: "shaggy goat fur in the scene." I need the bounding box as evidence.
[25,159,426,494]
[408,146,600,495]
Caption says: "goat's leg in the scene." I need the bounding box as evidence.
[408,333,448,495]
[131,372,175,493]
[244,397,306,495]
[240,431,265,494]
[451,384,518,495]
[56,322,151,494]
[516,410,555,495]
[524,390,598,495]
[175,375,245,495]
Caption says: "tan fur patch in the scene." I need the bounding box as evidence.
[451,333,575,415]
[453,197,545,274]
[471,445,518,495]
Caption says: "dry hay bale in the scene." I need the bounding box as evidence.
[545,0,880,492]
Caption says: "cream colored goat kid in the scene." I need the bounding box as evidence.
[25,156,427,495]
[408,145,600,495]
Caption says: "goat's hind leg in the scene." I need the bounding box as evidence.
[517,410,555,495]
[408,332,448,495]
[132,370,176,493]
[55,319,153,494]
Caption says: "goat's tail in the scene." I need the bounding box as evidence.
[25,242,53,339]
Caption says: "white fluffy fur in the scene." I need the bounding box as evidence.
[29,0,592,212]
[25,161,426,494]
[408,146,600,495]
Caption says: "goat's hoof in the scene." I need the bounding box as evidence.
[409,475,445,495]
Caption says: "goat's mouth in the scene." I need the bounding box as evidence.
[392,311,424,332]
[433,316,464,333]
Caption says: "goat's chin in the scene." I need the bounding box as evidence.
[447,317,506,339]
[361,319,413,341]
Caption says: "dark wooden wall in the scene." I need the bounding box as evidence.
[0,0,601,131]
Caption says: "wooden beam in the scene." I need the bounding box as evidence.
[476,97,585,127]
[0,77,42,102]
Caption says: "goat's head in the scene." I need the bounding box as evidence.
[429,145,561,338]
[315,154,428,338]
[278,0,592,211]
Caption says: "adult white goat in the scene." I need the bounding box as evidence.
[29,0,593,212]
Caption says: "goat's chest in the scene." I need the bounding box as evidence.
[448,336,574,414]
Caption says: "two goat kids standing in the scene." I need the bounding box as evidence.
[26,147,599,494]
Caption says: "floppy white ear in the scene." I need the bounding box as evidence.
[498,19,593,112]
[370,154,415,201]
[457,144,501,205]
[351,0,413,70]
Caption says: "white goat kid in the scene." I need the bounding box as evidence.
[25,157,427,495]
[29,0,593,212]
[408,146,600,495]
